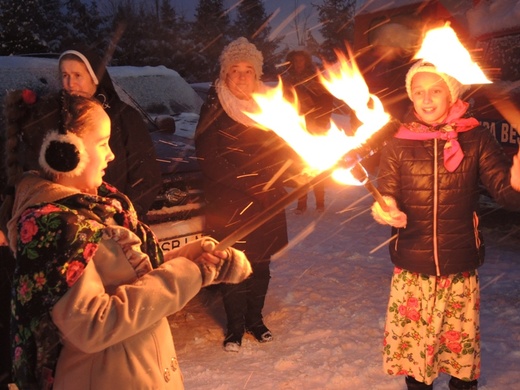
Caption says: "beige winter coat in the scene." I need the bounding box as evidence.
[8,173,204,389]
[50,227,203,389]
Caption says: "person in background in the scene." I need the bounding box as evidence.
[59,46,161,221]
[1,89,252,389]
[195,37,293,352]
[282,48,334,214]
[371,60,520,390]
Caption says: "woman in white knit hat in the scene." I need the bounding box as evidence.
[195,37,296,352]
[371,60,520,390]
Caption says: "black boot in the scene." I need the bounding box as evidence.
[405,376,433,390]
[314,182,325,212]
[295,195,307,214]
[245,258,272,342]
[221,282,247,352]
[449,377,478,390]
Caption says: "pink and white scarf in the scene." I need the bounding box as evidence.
[395,100,479,172]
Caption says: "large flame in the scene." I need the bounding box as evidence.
[246,49,389,184]
[414,24,491,84]
[244,25,490,187]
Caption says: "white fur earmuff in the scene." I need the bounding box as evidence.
[39,130,88,177]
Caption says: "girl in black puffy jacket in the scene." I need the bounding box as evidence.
[371,60,520,390]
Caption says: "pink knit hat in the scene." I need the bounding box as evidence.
[405,60,463,102]
[219,37,263,80]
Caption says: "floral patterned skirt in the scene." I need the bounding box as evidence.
[383,267,481,385]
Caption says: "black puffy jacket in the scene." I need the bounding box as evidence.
[377,124,520,276]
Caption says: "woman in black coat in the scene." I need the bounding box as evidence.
[195,38,292,352]
[59,46,161,221]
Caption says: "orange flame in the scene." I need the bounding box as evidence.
[243,25,491,188]
[414,23,491,85]
[246,49,389,184]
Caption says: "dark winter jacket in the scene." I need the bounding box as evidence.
[377,116,520,276]
[195,86,289,260]
[282,51,333,134]
[62,46,162,220]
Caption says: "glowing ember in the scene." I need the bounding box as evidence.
[246,49,390,183]
[414,24,491,85]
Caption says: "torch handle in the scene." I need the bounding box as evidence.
[363,180,390,212]
[213,168,333,251]
[349,162,390,212]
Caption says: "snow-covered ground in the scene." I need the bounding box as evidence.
[168,182,520,390]
[1,38,519,389]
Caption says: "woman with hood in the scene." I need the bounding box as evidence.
[59,46,161,221]
[1,88,252,389]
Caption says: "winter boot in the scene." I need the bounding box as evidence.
[245,258,272,343]
[449,377,478,390]
[295,195,307,214]
[223,328,244,352]
[221,282,247,352]
[314,182,325,212]
[246,322,273,343]
[405,376,433,390]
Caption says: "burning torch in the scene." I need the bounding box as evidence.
[214,47,398,251]
[214,118,399,251]
[214,23,494,252]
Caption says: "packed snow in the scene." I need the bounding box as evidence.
[168,182,520,389]
[2,15,520,386]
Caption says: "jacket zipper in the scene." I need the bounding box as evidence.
[433,139,441,276]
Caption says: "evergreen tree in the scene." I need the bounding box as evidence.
[111,2,155,66]
[158,2,202,83]
[191,0,232,81]
[155,0,178,68]
[0,0,63,55]
[315,0,356,61]
[61,0,110,51]
[233,0,284,80]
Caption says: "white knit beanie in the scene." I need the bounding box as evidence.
[405,60,463,102]
[219,37,263,80]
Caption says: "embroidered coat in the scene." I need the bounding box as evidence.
[8,172,202,389]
